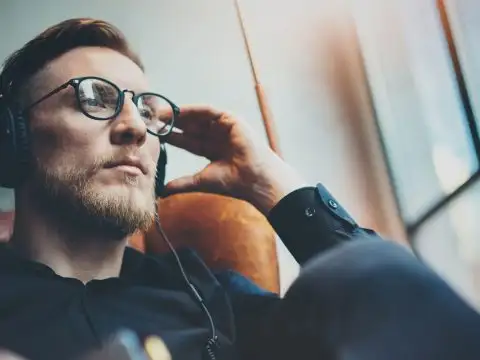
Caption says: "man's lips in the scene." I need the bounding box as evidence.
[104,157,148,175]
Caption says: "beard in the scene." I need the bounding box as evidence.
[29,154,157,240]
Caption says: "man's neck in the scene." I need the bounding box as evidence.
[10,206,127,284]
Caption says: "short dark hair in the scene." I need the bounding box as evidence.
[0,18,143,104]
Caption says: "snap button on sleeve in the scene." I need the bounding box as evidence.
[305,207,316,217]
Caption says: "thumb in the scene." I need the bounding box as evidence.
[162,173,203,197]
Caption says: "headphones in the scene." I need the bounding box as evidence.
[0,94,168,197]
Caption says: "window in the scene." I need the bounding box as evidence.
[353,0,480,308]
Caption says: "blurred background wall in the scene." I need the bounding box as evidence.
[1,0,479,304]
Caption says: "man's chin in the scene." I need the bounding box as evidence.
[79,189,156,237]
[30,164,157,237]
[99,184,155,209]
[46,185,155,238]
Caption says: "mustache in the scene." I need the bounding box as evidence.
[92,152,158,175]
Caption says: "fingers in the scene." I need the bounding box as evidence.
[164,132,207,157]
[177,105,223,120]
[165,126,229,160]
[173,105,223,133]
[162,174,201,196]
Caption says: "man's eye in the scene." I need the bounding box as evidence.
[80,98,105,107]
[139,108,153,119]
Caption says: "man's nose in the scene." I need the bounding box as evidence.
[110,96,147,146]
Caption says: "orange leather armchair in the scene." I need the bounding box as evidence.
[132,193,280,293]
[1,193,281,293]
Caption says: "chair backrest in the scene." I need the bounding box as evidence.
[139,193,280,293]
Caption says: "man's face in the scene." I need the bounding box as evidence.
[26,47,160,237]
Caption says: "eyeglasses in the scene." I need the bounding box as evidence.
[23,76,179,137]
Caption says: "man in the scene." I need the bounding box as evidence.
[0,18,479,360]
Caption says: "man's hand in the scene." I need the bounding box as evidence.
[163,106,308,215]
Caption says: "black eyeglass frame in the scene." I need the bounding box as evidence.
[21,76,179,137]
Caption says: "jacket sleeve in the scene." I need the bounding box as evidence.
[228,183,386,359]
[268,184,383,265]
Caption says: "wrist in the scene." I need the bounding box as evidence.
[249,162,308,216]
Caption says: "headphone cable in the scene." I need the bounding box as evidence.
[154,213,218,360]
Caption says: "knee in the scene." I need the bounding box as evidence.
[271,240,423,351]
[278,239,480,358]
[287,239,435,305]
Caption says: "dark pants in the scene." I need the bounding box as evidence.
[257,240,480,360]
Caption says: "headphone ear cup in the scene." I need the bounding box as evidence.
[14,113,31,180]
[155,143,167,198]
[0,100,30,188]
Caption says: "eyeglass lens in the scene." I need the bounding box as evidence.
[77,78,174,136]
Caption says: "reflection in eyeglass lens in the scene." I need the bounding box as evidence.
[78,79,118,117]
[137,94,173,135]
